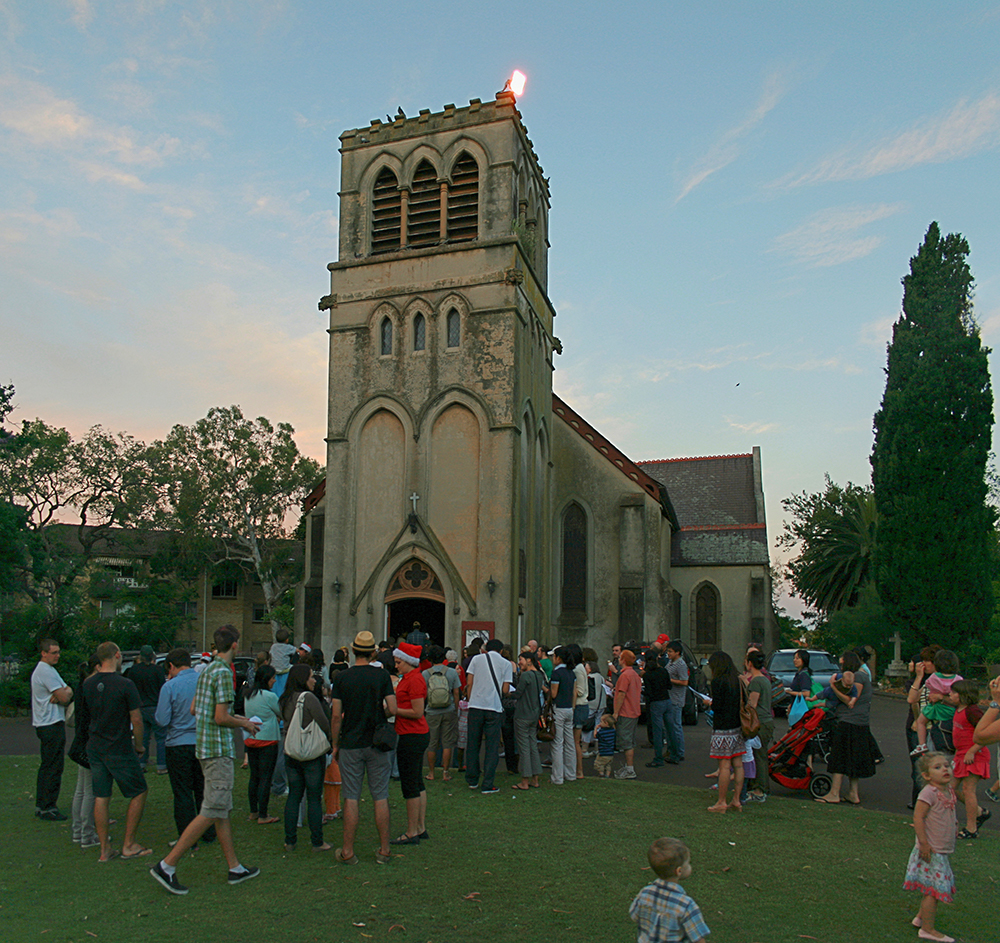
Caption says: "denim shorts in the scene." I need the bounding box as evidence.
[573,704,589,729]
[88,748,147,800]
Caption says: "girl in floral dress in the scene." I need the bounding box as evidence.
[903,752,958,943]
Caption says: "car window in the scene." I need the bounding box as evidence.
[809,653,838,672]
[769,653,795,672]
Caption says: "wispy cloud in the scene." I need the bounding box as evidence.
[772,203,904,267]
[0,75,181,186]
[66,0,93,30]
[676,71,787,203]
[773,93,1000,188]
[725,418,778,435]
[859,314,897,348]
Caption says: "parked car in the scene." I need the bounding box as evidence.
[766,648,839,716]
[118,650,168,676]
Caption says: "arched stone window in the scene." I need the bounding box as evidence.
[380,317,393,356]
[413,312,426,351]
[695,583,719,648]
[408,160,440,248]
[561,503,587,616]
[372,168,401,254]
[446,308,460,348]
[447,153,478,242]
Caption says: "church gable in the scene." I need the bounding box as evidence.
[638,453,769,568]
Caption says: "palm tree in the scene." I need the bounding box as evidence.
[784,485,877,614]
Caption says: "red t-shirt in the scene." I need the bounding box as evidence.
[615,666,641,719]
[395,669,429,735]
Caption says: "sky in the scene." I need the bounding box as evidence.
[3,2,1000,615]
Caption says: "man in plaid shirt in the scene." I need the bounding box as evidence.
[151,625,260,896]
[629,837,709,942]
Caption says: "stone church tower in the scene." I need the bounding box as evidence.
[315,89,556,652]
[302,89,776,660]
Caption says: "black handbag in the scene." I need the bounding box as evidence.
[372,721,398,752]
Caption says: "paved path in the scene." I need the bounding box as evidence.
[3,696,997,831]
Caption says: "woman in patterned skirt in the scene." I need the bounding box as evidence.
[705,651,745,813]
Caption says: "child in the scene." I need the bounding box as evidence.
[594,713,616,777]
[950,680,991,838]
[738,736,759,803]
[903,752,957,943]
[629,837,709,943]
[911,650,962,756]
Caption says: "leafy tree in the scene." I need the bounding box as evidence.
[152,406,322,641]
[809,584,889,667]
[779,476,876,614]
[871,222,996,656]
[0,419,155,620]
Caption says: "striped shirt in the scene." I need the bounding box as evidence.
[195,658,235,760]
[629,879,710,943]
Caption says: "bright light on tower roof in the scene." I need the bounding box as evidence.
[509,70,526,97]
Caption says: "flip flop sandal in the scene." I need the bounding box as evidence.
[511,783,530,790]
[121,847,153,859]
[976,808,992,827]
[98,851,121,862]
[957,828,978,839]
[389,834,420,845]
[335,848,359,864]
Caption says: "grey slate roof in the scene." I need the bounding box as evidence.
[636,454,769,567]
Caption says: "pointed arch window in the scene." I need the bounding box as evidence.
[695,583,719,648]
[447,153,478,242]
[408,160,440,248]
[372,168,401,254]
[446,309,460,348]
[561,502,587,616]
[380,317,393,356]
[413,312,426,351]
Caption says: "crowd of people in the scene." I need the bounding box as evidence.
[28,628,1000,939]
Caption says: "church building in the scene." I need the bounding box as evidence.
[299,88,776,661]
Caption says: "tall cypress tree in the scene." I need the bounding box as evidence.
[871,222,995,655]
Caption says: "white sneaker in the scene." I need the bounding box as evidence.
[614,766,637,780]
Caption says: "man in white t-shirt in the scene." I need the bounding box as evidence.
[31,638,73,820]
[463,639,512,795]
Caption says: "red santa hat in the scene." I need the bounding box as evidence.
[393,642,422,667]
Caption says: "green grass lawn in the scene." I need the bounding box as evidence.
[1,755,994,943]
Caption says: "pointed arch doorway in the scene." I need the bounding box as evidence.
[384,559,447,646]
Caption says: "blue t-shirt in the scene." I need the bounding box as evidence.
[551,665,575,709]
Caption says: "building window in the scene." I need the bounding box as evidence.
[446,308,460,348]
[176,601,198,618]
[447,153,478,242]
[252,604,268,623]
[407,160,440,247]
[695,583,719,648]
[561,502,587,615]
[212,579,239,599]
[413,312,426,351]
[372,167,401,254]
[380,317,393,355]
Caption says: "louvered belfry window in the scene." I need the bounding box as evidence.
[407,160,440,247]
[372,168,401,254]
[447,153,478,242]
